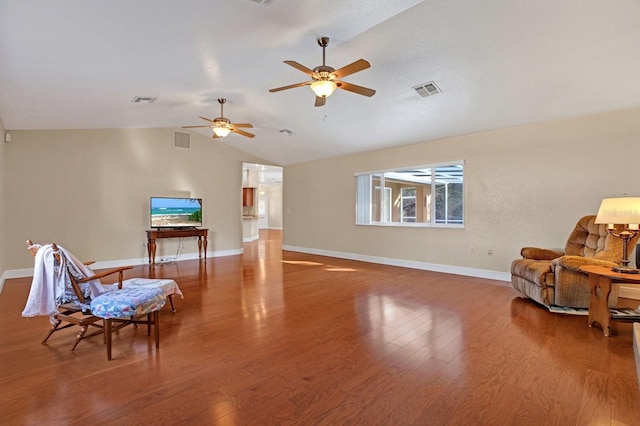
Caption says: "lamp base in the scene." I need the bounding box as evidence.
[612,266,640,274]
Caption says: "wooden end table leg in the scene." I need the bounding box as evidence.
[203,236,207,259]
[588,273,613,337]
[148,238,157,265]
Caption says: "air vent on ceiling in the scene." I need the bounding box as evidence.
[412,81,441,97]
[131,96,157,103]
[250,0,273,5]
[279,128,296,135]
[173,131,191,150]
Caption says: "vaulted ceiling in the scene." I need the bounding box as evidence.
[2,1,640,166]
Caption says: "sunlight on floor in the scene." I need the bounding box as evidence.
[281,260,324,266]
[281,260,359,272]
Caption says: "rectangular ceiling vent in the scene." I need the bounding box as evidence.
[250,0,273,5]
[173,131,191,150]
[413,81,441,97]
[131,96,157,103]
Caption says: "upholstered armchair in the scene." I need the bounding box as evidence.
[511,215,640,308]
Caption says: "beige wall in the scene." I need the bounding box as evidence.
[266,185,283,229]
[283,106,640,275]
[2,128,270,270]
[0,119,6,278]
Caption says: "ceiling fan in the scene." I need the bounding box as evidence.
[183,98,254,138]
[269,36,376,107]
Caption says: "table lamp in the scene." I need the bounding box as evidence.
[595,196,640,273]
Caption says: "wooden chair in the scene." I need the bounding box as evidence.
[24,241,167,359]
[26,240,133,350]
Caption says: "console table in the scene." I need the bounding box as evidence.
[146,228,208,265]
[580,265,640,336]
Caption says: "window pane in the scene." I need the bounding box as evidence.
[402,187,416,197]
[371,174,382,222]
[401,186,416,222]
[355,175,371,224]
[434,165,464,224]
[383,187,391,222]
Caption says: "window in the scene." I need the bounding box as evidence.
[355,161,464,227]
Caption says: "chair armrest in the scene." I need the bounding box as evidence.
[521,247,564,260]
[552,256,618,273]
[76,266,134,288]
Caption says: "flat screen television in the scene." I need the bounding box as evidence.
[150,197,202,229]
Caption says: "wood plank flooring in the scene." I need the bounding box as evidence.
[1,229,639,425]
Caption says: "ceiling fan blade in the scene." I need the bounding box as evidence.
[284,60,315,76]
[198,116,216,123]
[183,125,214,129]
[332,59,371,79]
[269,81,311,93]
[231,128,255,138]
[315,96,326,107]
[337,81,376,97]
[231,123,253,128]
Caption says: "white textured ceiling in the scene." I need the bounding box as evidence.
[2,1,640,166]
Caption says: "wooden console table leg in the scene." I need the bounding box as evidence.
[203,236,207,259]
[197,236,203,258]
[148,238,157,265]
[588,273,613,336]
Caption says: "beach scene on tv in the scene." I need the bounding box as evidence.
[150,197,202,228]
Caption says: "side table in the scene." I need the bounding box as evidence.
[146,228,208,265]
[580,265,640,336]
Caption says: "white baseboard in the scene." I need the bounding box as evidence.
[281,245,511,282]
[243,236,260,243]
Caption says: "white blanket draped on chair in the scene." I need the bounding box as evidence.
[22,244,103,322]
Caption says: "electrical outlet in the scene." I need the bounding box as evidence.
[471,247,475,254]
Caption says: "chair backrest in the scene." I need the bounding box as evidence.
[564,215,640,262]
[51,242,89,304]
[26,239,93,305]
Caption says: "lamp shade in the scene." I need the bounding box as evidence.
[310,80,337,98]
[594,197,640,226]
[213,126,231,138]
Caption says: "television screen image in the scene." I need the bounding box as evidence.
[150,197,202,229]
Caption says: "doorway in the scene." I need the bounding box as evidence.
[242,163,283,240]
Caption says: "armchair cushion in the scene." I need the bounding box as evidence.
[511,259,554,286]
[552,255,618,273]
[520,247,564,261]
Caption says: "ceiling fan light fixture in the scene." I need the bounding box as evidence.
[212,125,231,138]
[311,80,337,98]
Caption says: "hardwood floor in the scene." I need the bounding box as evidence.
[1,229,639,425]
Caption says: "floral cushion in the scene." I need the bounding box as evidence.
[121,278,183,298]
[90,287,165,319]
